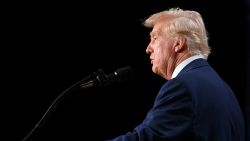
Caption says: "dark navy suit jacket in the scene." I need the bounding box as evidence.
[106,59,245,141]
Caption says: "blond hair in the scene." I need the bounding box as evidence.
[144,8,211,59]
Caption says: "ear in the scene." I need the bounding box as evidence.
[174,35,186,52]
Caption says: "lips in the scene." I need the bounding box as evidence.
[150,59,153,64]
[150,56,154,64]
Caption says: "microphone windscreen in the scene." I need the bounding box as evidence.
[115,66,134,82]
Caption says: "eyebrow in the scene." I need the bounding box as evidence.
[150,31,158,37]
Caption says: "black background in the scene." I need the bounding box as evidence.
[5,0,248,141]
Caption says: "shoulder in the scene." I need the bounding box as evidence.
[156,78,190,102]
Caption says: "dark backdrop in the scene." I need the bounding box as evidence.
[5,0,248,141]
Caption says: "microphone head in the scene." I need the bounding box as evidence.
[115,66,134,83]
[80,66,134,89]
[98,66,134,87]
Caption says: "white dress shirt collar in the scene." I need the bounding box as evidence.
[171,55,204,79]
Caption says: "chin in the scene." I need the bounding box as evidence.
[152,65,158,74]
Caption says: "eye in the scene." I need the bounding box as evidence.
[151,36,157,41]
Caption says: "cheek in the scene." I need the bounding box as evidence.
[155,47,167,61]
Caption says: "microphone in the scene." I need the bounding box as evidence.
[80,66,134,89]
[21,66,134,141]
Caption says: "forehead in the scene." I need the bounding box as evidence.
[149,21,167,36]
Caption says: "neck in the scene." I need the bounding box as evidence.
[165,52,191,80]
[175,53,192,68]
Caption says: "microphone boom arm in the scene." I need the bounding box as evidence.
[21,71,99,141]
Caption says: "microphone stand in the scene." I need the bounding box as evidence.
[22,70,103,141]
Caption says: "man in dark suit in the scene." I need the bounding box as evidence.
[106,8,245,141]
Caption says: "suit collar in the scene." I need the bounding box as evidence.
[177,58,210,76]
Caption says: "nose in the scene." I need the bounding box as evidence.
[146,44,152,55]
